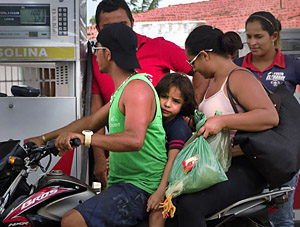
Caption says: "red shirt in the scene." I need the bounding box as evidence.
[92,33,192,104]
[233,48,300,92]
[242,49,286,78]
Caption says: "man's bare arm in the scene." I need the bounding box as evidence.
[88,80,155,152]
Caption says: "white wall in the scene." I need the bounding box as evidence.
[134,20,206,48]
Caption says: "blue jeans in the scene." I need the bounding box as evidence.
[270,170,300,227]
[75,182,150,227]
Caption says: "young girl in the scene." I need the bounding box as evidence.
[147,73,197,227]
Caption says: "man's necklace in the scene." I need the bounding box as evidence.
[110,71,138,107]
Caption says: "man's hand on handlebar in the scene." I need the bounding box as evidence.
[55,132,84,156]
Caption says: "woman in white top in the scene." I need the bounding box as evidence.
[165,25,279,227]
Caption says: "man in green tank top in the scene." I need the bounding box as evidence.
[26,22,167,227]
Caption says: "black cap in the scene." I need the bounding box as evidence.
[97,22,141,70]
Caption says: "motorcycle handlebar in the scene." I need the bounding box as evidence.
[45,138,81,156]
[25,138,81,157]
[8,138,82,173]
[70,138,81,147]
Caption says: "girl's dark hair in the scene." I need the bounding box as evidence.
[155,73,197,117]
[185,25,243,58]
[95,0,134,30]
[246,11,282,48]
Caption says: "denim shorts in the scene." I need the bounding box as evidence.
[74,182,150,227]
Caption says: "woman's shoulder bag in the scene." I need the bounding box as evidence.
[226,68,300,189]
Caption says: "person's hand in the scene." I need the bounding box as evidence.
[24,136,44,146]
[55,132,83,156]
[147,187,165,212]
[183,116,196,131]
[197,115,224,138]
[94,157,109,189]
[295,84,300,93]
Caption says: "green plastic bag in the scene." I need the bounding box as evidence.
[206,129,232,172]
[206,111,232,172]
[166,111,228,198]
[184,110,232,172]
[161,111,228,218]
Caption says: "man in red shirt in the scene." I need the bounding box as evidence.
[92,33,195,104]
[91,0,209,188]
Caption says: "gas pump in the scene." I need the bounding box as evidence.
[238,27,300,224]
[0,0,88,181]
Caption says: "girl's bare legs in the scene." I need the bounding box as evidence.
[149,209,166,227]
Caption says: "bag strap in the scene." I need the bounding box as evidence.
[226,68,281,113]
[226,68,250,113]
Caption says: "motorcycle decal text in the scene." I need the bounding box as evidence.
[20,188,59,210]
[3,187,68,224]
[8,221,30,227]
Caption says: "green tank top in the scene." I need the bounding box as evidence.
[107,73,167,194]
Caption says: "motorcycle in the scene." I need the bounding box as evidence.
[135,184,294,227]
[206,185,294,226]
[0,139,294,227]
[0,139,96,227]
